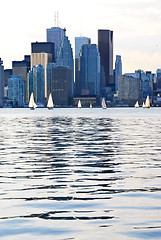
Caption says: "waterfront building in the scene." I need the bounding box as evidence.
[8,75,25,107]
[125,70,154,99]
[75,36,91,95]
[78,44,100,96]
[46,27,65,62]
[98,29,114,92]
[115,55,122,92]
[28,65,45,105]
[52,65,72,106]
[57,34,74,96]
[118,75,141,102]
[0,59,4,107]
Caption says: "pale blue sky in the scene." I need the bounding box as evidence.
[0,0,161,73]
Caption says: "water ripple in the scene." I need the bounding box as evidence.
[0,108,161,239]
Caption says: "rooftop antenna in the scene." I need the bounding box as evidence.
[54,11,59,27]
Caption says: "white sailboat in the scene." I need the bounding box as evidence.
[145,95,150,108]
[135,101,139,108]
[142,102,145,108]
[101,98,107,109]
[29,92,37,110]
[77,100,81,108]
[90,103,92,108]
[47,93,54,110]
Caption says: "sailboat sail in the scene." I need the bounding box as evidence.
[90,103,92,108]
[135,101,139,108]
[29,92,37,109]
[102,98,106,109]
[142,102,145,108]
[77,100,81,108]
[145,95,150,108]
[47,93,54,109]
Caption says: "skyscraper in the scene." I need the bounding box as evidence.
[78,44,100,95]
[57,34,74,96]
[75,37,91,95]
[115,55,122,92]
[46,27,65,62]
[75,37,91,59]
[0,59,4,106]
[28,65,45,105]
[98,29,113,90]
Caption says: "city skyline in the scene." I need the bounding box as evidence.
[0,0,161,73]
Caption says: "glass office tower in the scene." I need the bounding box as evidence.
[78,44,100,95]
[28,65,45,104]
[98,29,113,88]
[46,27,65,62]
[8,75,25,107]
[57,35,74,96]
[75,37,91,95]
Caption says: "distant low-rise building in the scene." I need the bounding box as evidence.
[118,75,141,102]
[125,70,154,99]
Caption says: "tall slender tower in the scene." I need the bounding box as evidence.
[115,55,122,92]
[98,30,113,90]
[57,34,74,96]
[75,37,91,95]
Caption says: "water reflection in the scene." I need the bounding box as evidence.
[0,110,161,239]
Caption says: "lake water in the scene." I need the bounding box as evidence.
[0,107,161,240]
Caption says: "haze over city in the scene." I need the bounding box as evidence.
[1,0,161,73]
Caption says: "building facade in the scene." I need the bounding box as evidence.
[75,37,91,95]
[57,34,74,96]
[52,66,72,106]
[12,57,30,102]
[31,42,55,62]
[8,75,25,107]
[118,75,141,102]
[28,65,45,105]
[46,27,65,62]
[31,53,52,98]
[78,44,100,96]
[0,59,4,107]
[98,29,113,90]
[125,70,154,99]
[4,69,12,88]
[156,69,161,88]
[115,55,122,92]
